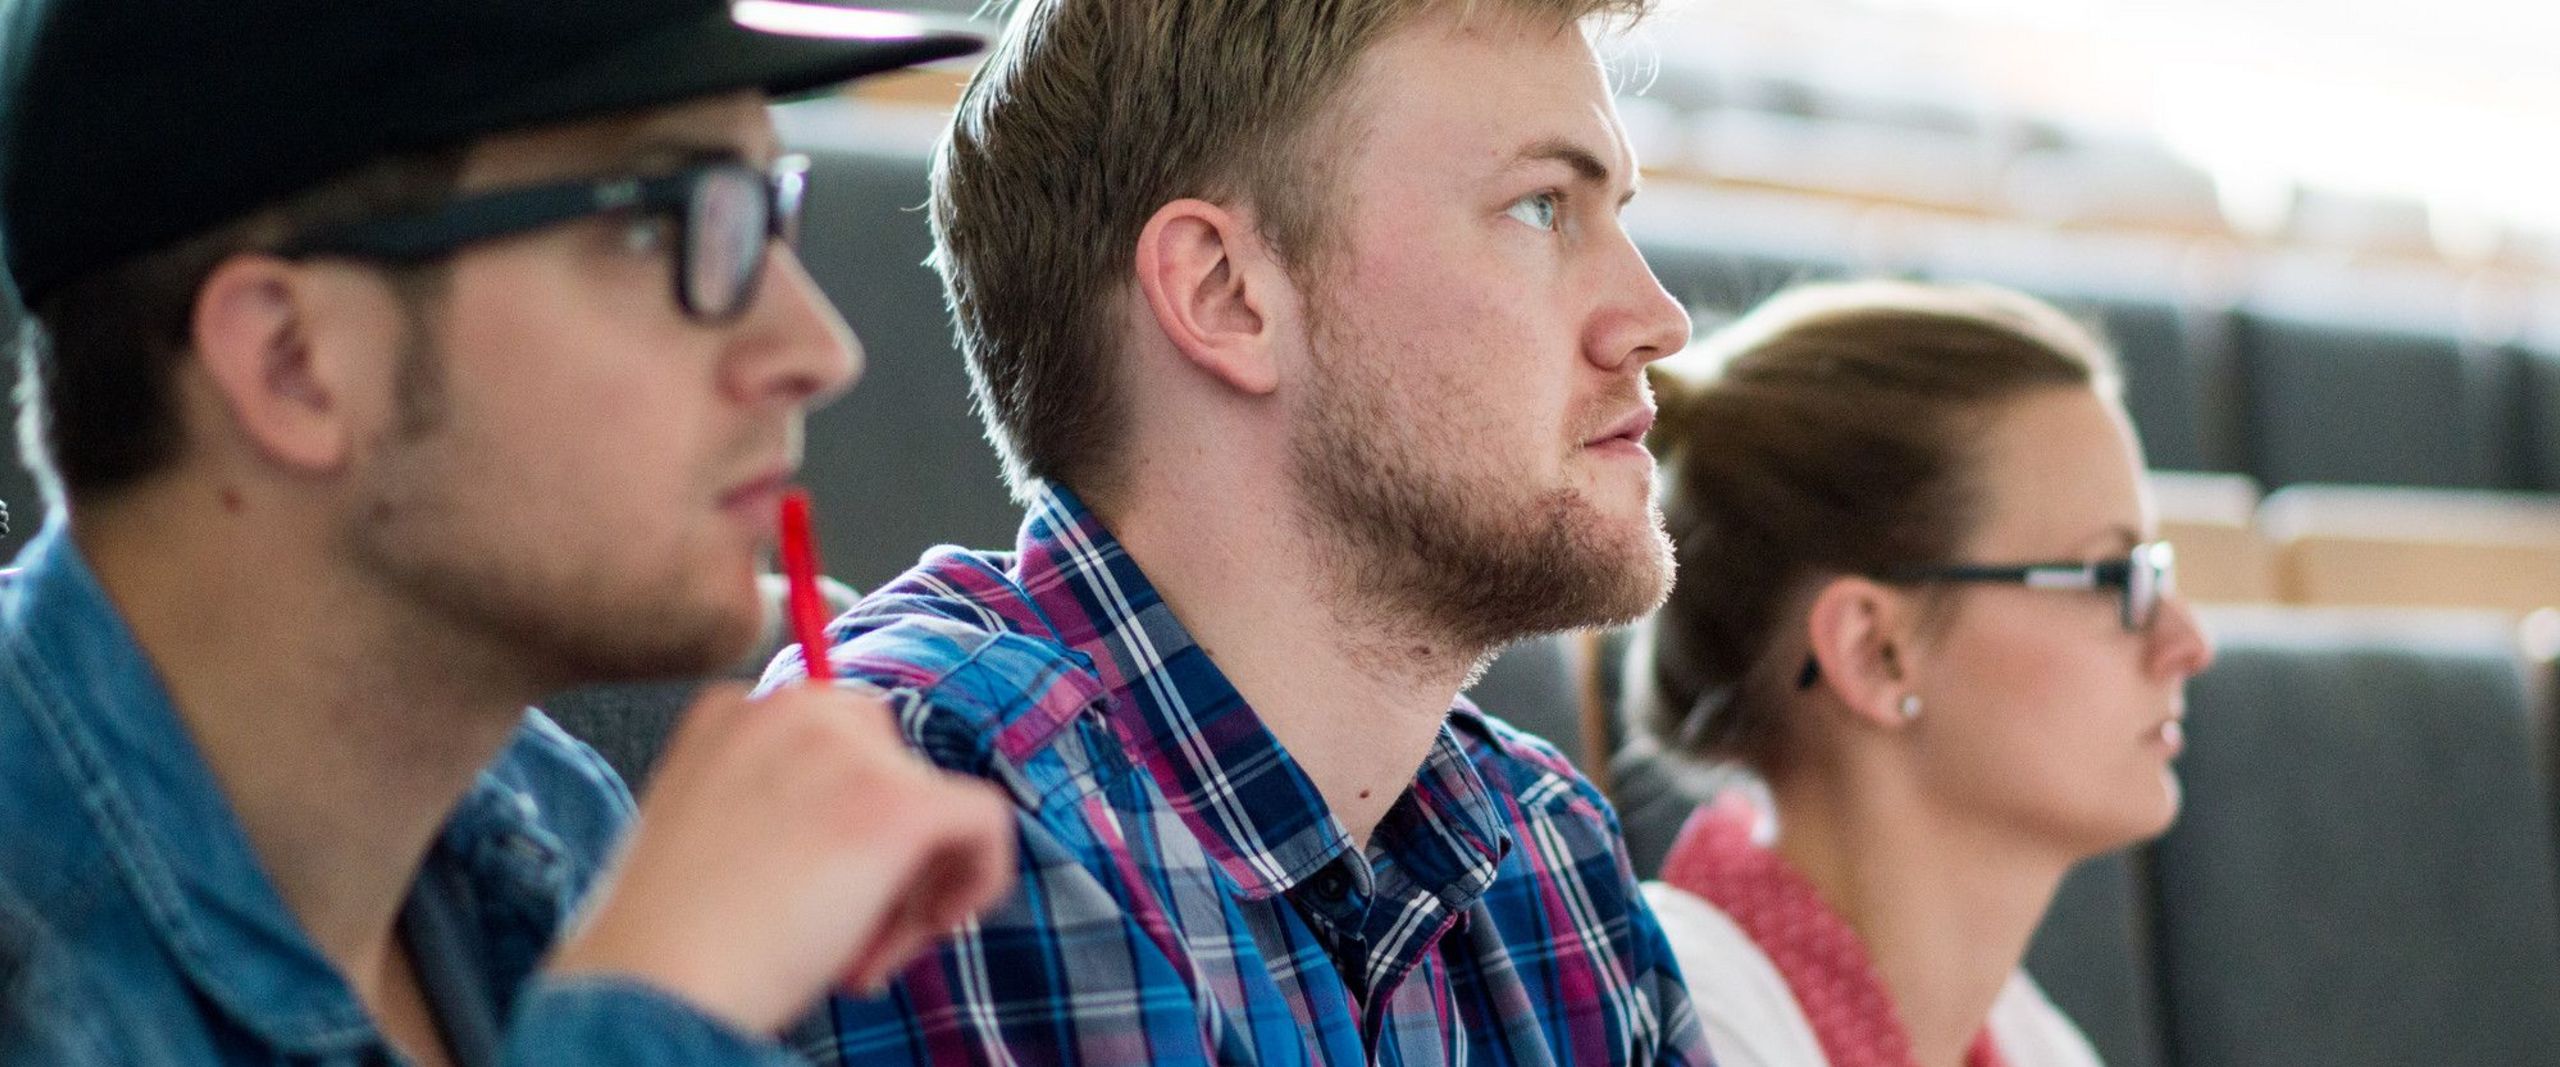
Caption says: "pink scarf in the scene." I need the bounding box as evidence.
[1657,794,2008,1067]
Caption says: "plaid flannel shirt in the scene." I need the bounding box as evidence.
[768,482,1712,1066]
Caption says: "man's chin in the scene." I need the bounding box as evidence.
[1573,491,1676,601]
[1445,497,1673,647]
[548,586,767,685]
[1576,530,1676,629]
[565,630,757,685]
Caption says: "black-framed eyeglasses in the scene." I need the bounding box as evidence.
[278,154,810,324]
[1886,540,2178,633]
[1794,541,2178,689]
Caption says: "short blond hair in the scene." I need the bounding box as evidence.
[931,0,1655,503]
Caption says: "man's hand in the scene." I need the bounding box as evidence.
[545,681,1016,1036]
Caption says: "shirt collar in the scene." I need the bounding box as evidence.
[2,519,570,1054]
[1010,482,1511,906]
[1367,722,1512,913]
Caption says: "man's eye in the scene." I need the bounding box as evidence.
[1505,191,1561,232]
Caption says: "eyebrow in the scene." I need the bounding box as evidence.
[1507,137,1641,205]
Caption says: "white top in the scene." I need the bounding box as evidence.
[1644,882,2108,1067]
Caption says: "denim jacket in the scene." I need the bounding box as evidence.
[0,518,800,1066]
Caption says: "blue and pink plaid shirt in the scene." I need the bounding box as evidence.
[766,483,1712,1066]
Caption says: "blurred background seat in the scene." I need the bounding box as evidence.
[1464,633,1586,768]
[2070,296,2235,475]
[2151,470,2279,603]
[2158,607,2560,1067]
[2232,311,2525,492]
[2020,851,2169,1067]
[791,147,1022,590]
[2515,333,2560,493]
[2259,484,2560,613]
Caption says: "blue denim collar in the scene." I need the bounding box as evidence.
[0,520,575,1057]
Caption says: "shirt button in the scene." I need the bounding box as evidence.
[1312,868,1351,902]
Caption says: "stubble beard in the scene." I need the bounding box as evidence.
[1286,314,1675,664]
[344,323,758,693]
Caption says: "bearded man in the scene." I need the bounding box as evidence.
[774,1,1714,1063]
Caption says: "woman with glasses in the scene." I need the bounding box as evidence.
[1630,280,2215,1067]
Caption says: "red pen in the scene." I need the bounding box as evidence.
[778,488,835,683]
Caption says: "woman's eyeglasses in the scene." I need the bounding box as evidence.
[1795,541,2178,690]
[279,154,810,324]
[1883,540,2178,634]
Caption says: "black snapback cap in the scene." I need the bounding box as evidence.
[0,0,981,308]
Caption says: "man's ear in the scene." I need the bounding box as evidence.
[188,254,370,474]
[1803,575,1926,732]
[1132,197,1283,396]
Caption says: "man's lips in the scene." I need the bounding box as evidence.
[723,469,794,505]
[1587,406,1657,449]
[720,469,798,532]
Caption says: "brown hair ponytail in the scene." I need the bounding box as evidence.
[1637,280,2122,775]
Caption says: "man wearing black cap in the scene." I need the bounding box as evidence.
[0,2,1012,1064]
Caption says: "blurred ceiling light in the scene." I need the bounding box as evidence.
[731,1,929,40]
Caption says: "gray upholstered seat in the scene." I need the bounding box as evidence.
[537,679,701,791]
[2158,606,2560,1067]
[2020,851,2167,1067]
[1464,633,1591,770]
[2516,338,2560,493]
[2233,310,2524,491]
[790,146,1023,590]
[2074,296,2233,476]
